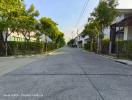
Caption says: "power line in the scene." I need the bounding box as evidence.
[75,0,90,28]
[71,0,90,39]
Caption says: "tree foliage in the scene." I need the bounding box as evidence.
[39,17,58,40]
[39,17,65,46]
[0,0,65,55]
[91,0,118,29]
[82,0,118,53]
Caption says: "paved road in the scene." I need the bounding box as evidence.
[0,57,40,76]
[0,47,132,100]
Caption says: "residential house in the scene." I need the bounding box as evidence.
[2,28,53,43]
[103,9,132,53]
[40,34,52,43]
[7,31,37,42]
[75,34,89,48]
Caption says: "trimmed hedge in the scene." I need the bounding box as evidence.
[84,42,90,50]
[7,41,44,55]
[101,40,110,54]
[117,40,132,59]
[0,41,58,56]
[84,41,97,52]
[84,40,132,59]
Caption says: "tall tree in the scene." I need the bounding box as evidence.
[17,4,39,41]
[82,20,100,51]
[55,32,65,48]
[0,0,24,55]
[90,0,118,53]
[39,17,59,52]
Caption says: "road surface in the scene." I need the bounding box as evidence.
[0,47,132,100]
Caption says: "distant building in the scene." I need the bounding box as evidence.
[74,34,89,48]
[40,34,52,43]
[2,29,37,42]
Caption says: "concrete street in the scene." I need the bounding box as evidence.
[0,47,132,100]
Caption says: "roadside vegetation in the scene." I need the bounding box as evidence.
[0,0,65,56]
[82,0,118,53]
[68,0,132,60]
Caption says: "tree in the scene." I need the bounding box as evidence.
[55,32,65,48]
[39,17,59,52]
[0,0,24,55]
[67,39,75,47]
[89,0,118,53]
[39,17,58,39]
[82,20,100,51]
[16,4,39,42]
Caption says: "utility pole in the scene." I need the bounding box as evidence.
[76,29,79,48]
[76,29,79,36]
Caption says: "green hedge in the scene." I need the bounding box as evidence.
[4,41,59,56]
[84,42,90,50]
[84,40,109,54]
[0,41,64,56]
[84,41,97,52]
[7,42,44,55]
[84,40,132,59]
[101,40,110,54]
[117,40,132,59]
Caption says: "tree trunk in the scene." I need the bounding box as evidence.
[90,37,93,51]
[5,40,8,56]
[97,34,100,54]
[0,32,5,56]
[4,33,8,56]
[97,31,103,54]
[45,35,47,53]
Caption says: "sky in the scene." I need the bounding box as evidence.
[24,0,132,42]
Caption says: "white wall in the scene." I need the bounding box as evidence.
[124,26,128,40]
[103,15,125,39]
[40,34,52,43]
[113,15,125,23]
[74,35,89,48]
[127,26,132,40]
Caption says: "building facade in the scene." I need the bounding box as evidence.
[103,9,132,53]
[75,34,89,48]
[5,31,37,42]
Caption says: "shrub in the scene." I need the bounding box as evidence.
[101,39,110,54]
[7,41,44,55]
[117,40,132,59]
[84,41,97,52]
[84,42,90,51]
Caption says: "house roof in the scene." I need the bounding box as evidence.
[111,16,132,27]
[118,9,132,14]
[40,34,52,43]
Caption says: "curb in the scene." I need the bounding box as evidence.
[0,50,57,59]
[114,60,128,65]
[98,55,132,66]
[82,49,132,66]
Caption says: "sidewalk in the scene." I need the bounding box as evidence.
[0,47,61,77]
[0,55,45,76]
[100,54,132,66]
[0,49,59,76]
[82,49,132,66]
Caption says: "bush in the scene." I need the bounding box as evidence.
[101,39,110,54]
[2,41,59,56]
[7,41,44,55]
[84,42,90,51]
[84,41,97,52]
[117,40,132,59]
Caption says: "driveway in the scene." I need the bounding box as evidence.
[0,47,132,100]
